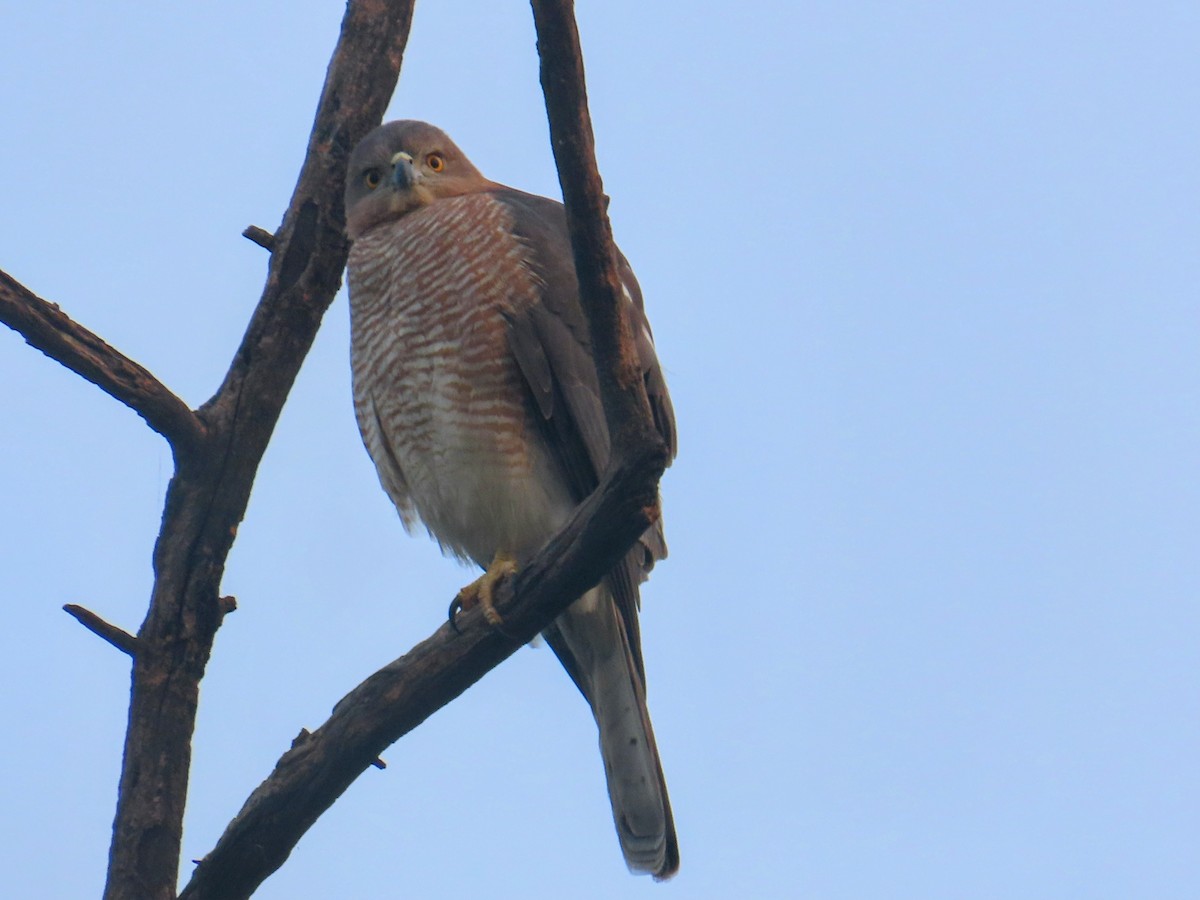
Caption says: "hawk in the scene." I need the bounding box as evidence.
[343,120,679,878]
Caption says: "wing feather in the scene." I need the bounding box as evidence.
[497,188,674,682]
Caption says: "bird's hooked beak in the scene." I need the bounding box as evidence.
[391,151,418,191]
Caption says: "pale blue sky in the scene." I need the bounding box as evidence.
[2,3,1197,898]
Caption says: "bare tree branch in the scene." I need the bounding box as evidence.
[100,3,417,898]
[0,270,205,453]
[530,0,665,464]
[63,604,141,657]
[241,225,276,251]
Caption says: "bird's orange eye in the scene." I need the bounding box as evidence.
[426,153,445,173]
[364,169,382,189]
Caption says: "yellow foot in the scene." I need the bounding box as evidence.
[449,552,518,631]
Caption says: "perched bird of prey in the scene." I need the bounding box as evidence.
[343,120,678,878]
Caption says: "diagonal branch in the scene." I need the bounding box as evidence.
[63,604,141,657]
[0,269,205,453]
[178,446,665,900]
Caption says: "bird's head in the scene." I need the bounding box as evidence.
[344,120,490,239]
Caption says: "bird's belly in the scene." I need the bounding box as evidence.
[368,333,574,568]
[348,195,574,566]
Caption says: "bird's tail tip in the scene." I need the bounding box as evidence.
[614,773,679,880]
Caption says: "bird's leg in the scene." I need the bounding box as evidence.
[449,551,518,630]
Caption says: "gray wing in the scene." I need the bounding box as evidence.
[495,188,675,682]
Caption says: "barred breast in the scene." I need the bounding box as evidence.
[348,192,573,566]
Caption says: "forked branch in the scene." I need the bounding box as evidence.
[100,3,419,899]
[4,0,664,897]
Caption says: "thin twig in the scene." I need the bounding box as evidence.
[241,225,276,251]
[63,604,140,657]
[0,270,206,454]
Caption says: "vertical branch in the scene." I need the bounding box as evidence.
[529,0,663,463]
[100,3,417,899]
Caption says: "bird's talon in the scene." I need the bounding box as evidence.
[447,596,465,633]
[451,552,517,633]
